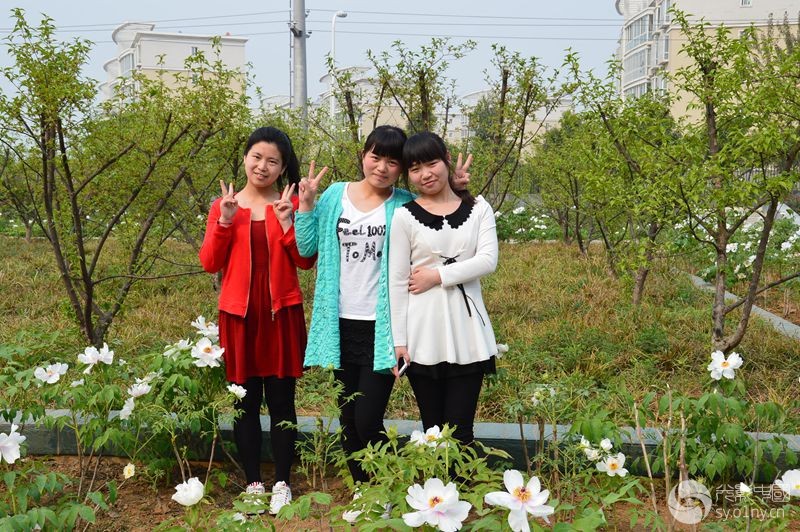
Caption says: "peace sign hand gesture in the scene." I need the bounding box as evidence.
[273,183,297,232]
[219,180,238,224]
[298,161,329,212]
[452,152,473,191]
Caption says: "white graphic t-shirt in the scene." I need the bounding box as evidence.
[337,184,391,319]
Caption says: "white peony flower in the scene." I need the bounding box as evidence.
[123,463,135,479]
[512,206,525,215]
[596,452,628,477]
[600,438,613,451]
[495,211,503,218]
[34,362,69,384]
[136,370,162,384]
[232,512,247,523]
[781,241,792,252]
[119,397,135,420]
[738,482,751,495]
[163,339,192,359]
[402,477,472,532]
[584,447,601,461]
[484,470,555,531]
[227,384,247,400]
[707,351,743,380]
[78,343,114,374]
[191,338,224,368]
[726,243,739,253]
[191,316,219,342]
[410,426,443,447]
[70,379,84,388]
[775,469,800,497]
[496,343,509,357]
[127,382,151,398]
[171,477,205,506]
[0,424,26,464]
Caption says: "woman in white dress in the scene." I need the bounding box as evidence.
[389,131,499,445]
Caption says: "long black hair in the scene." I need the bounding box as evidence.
[244,126,300,189]
[402,131,474,205]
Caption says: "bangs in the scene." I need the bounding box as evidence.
[363,125,406,162]
[402,132,448,168]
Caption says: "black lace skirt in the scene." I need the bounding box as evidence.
[339,318,375,366]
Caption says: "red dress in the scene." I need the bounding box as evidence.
[219,220,306,384]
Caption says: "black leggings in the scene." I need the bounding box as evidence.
[334,364,395,483]
[233,376,297,485]
[407,372,484,445]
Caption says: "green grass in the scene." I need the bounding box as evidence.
[3,236,799,427]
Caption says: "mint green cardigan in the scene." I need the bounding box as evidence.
[295,182,415,372]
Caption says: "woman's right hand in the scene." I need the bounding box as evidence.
[392,346,411,378]
[298,160,328,212]
[219,180,238,223]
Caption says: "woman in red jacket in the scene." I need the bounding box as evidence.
[199,126,326,514]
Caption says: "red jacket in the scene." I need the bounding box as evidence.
[199,195,316,317]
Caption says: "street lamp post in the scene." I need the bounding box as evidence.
[330,10,347,118]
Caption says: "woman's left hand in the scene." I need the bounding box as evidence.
[451,152,472,190]
[409,267,441,294]
[273,183,296,232]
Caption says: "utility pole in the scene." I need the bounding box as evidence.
[290,0,308,122]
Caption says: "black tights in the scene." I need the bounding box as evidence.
[407,372,484,445]
[233,376,297,485]
[334,364,395,484]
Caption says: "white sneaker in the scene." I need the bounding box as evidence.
[269,481,292,515]
[342,491,364,523]
[245,482,265,495]
[243,482,266,515]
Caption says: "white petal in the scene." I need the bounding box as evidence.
[507,508,531,532]
[485,491,520,510]
[525,475,541,496]
[503,469,524,493]
[402,510,428,528]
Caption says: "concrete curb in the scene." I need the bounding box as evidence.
[4,412,798,482]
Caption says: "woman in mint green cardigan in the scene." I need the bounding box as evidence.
[295,126,412,489]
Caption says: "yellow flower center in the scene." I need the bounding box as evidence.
[426,434,437,442]
[203,346,212,353]
[609,462,619,471]
[795,483,800,490]
[721,361,730,368]
[428,496,442,508]
[513,487,531,503]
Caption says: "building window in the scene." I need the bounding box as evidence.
[740,0,752,6]
[191,46,199,54]
[623,47,650,84]
[120,52,134,77]
[662,0,671,24]
[625,14,653,50]
[624,82,650,99]
[663,35,669,61]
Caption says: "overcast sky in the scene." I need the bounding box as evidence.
[1,1,622,102]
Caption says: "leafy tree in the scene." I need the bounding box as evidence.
[0,10,250,345]
[670,9,800,350]
[465,45,572,209]
[367,38,476,134]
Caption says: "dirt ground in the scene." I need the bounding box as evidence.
[35,455,350,531]
[27,455,800,530]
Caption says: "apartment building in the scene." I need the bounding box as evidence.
[615,0,798,118]
[100,22,247,100]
